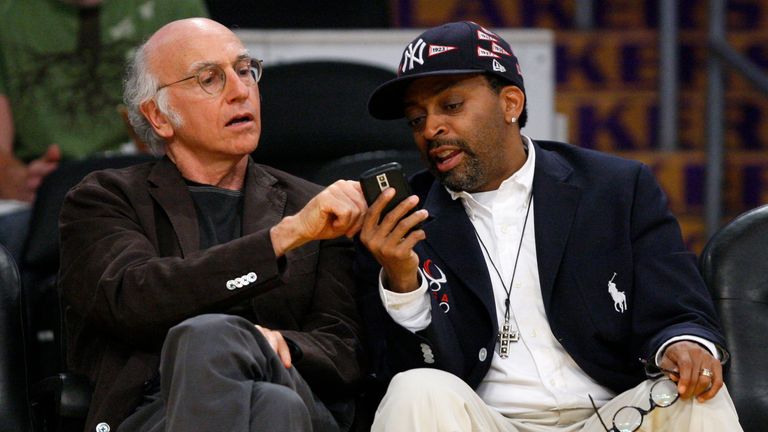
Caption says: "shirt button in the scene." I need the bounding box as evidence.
[96,423,111,432]
[478,348,487,362]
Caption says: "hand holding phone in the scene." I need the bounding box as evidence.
[359,162,425,293]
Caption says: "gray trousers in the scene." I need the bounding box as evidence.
[118,314,340,432]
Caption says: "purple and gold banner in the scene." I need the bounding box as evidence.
[391,0,768,30]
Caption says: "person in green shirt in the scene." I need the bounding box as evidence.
[0,0,208,260]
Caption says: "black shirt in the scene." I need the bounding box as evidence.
[185,180,244,249]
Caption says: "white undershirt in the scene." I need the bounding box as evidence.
[379,136,718,416]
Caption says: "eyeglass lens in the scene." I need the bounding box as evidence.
[649,379,678,407]
[197,59,262,95]
[611,379,679,432]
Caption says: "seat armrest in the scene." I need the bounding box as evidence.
[32,372,92,419]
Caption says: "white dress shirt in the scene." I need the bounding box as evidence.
[379,136,718,416]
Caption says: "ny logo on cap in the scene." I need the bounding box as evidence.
[402,38,426,73]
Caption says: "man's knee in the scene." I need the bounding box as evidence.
[170,313,246,337]
[251,382,312,429]
[385,368,465,402]
[374,369,487,431]
[164,314,257,358]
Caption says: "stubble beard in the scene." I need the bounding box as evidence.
[428,138,485,193]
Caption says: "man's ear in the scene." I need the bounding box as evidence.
[140,99,174,139]
[500,86,525,125]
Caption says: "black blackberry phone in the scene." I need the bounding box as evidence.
[359,162,415,217]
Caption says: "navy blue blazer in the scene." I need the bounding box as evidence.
[355,140,726,395]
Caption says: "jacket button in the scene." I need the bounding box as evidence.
[420,343,435,364]
[226,280,236,290]
[247,272,257,282]
[96,423,110,432]
[478,348,487,362]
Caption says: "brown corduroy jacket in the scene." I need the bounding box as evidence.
[58,156,363,432]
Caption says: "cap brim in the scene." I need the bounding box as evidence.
[368,69,486,120]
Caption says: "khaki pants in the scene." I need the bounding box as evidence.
[372,368,742,432]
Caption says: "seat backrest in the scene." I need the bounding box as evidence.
[0,244,31,431]
[311,149,424,186]
[699,204,768,432]
[253,60,413,179]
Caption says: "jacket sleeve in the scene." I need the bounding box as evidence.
[627,164,727,360]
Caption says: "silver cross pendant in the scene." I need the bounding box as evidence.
[498,320,519,358]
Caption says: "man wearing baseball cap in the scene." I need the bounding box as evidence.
[356,21,741,431]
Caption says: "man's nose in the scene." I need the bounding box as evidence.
[223,69,252,101]
[422,114,447,140]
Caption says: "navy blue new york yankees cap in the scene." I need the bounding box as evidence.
[368,21,525,120]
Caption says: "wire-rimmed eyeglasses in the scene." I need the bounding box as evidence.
[589,361,681,432]
[157,57,263,95]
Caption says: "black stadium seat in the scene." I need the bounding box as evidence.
[312,149,424,186]
[0,244,32,431]
[254,60,418,183]
[699,204,768,432]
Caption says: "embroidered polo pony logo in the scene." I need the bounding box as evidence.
[607,272,627,313]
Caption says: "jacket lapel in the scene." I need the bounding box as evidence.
[147,157,199,256]
[531,141,581,312]
[241,160,286,235]
[422,182,496,320]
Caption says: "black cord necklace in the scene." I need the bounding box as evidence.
[471,191,533,359]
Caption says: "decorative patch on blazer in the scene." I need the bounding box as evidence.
[607,272,627,313]
[423,259,450,313]
[423,259,446,291]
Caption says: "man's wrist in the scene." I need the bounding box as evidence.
[0,152,21,168]
[383,269,420,293]
[655,335,721,365]
[270,215,307,257]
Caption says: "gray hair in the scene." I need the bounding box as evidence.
[124,42,183,154]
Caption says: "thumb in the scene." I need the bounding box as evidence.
[45,144,62,162]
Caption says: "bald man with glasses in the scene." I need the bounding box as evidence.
[58,18,367,432]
